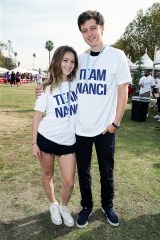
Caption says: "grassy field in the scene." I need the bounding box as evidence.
[0,83,159,240]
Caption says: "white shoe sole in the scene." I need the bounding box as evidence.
[63,220,74,227]
[50,216,62,225]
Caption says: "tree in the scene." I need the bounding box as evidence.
[0,41,15,69]
[14,52,17,66]
[111,2,160,62]
[132,58,144,95]
[32,53,36,69]
[45,40,54,65]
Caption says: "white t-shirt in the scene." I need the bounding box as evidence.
[34,80,78,145]
[139,75,155,94]
[75,46,132,137]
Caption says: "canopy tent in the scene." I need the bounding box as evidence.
[134,50,153,70]
[0,67,9,73]
[11,66,28,73]
[25,69,39,74]
[153,46,160,76]
[127,56,137,70]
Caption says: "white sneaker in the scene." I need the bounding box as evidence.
[154,115,160,119]
[59,205,74,227]
[157,119,160,122]
[49,203,62,225]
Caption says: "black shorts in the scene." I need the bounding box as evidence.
[37,132,75,156]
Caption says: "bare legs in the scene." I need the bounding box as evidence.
[39,152,57,203]
[39,152,76,205]
[59,153,76,205]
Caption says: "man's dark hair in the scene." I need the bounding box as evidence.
[77,10,105,31]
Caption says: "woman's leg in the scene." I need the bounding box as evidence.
[58,153,76,227]
[58,153,76,206]
[39,152,57,203]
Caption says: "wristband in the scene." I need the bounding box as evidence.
[112,122,120,129]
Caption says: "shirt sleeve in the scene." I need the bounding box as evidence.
[34,90,48,113]
[116,51,132,85]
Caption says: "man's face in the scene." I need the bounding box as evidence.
[144,71,150,77]
[80,19,104,49]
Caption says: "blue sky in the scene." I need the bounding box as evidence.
[0,0,157,70]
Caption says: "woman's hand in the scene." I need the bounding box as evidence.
[32,144,42,160]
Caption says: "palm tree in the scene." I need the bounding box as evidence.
[45,40,54,65]
[14,52,17,66]
[32,53,36,69]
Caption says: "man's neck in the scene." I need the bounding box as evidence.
[90,42,105,53]
[90,43,106,56]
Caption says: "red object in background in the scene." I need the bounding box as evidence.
[128,85,134,96]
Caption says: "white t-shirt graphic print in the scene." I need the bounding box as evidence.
[34,80,78,145]
[75,46,132,137]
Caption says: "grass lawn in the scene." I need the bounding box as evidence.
[0,83,159,240]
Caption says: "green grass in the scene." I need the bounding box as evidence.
[0,83,159,240]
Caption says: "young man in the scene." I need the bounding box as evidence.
[35,10,132,228]
[75,10,131,228]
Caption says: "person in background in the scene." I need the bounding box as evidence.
[32,45,78,227]
[6,71,11,86]
[10,71,15,87]
[36,69,43,84]
[15,71,21,87]
[138,69,155,98]
[153,74,160,121]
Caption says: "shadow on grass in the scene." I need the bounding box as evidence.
[153,163,160,168]
[0,209,159,240]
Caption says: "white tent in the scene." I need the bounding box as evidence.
[11,66,28,73]
[127,56,137,70]
[134,49,153,69]
[153,46,160,70]
[0,67,8,73]
[25,69,39,75]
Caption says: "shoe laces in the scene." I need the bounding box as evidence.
[50,204,61,218]
[60,206,72,219]
[79,207,91,215]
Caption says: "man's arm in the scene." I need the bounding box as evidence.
[113,83,129,125]
[102,83,128,134]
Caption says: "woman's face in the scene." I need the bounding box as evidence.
[61,51,75,81]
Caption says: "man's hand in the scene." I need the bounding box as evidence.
[35,84,43,98]
[102,124,117,135]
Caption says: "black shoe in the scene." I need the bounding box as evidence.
[76,207,92,228]
[102,207,119,226]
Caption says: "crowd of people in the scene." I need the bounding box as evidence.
[4,70,46,86]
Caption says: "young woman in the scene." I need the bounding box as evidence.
[32,45,78,227]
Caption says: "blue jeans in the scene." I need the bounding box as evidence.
[76,132,115,209]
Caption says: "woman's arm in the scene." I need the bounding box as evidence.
[32,111,43,159]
